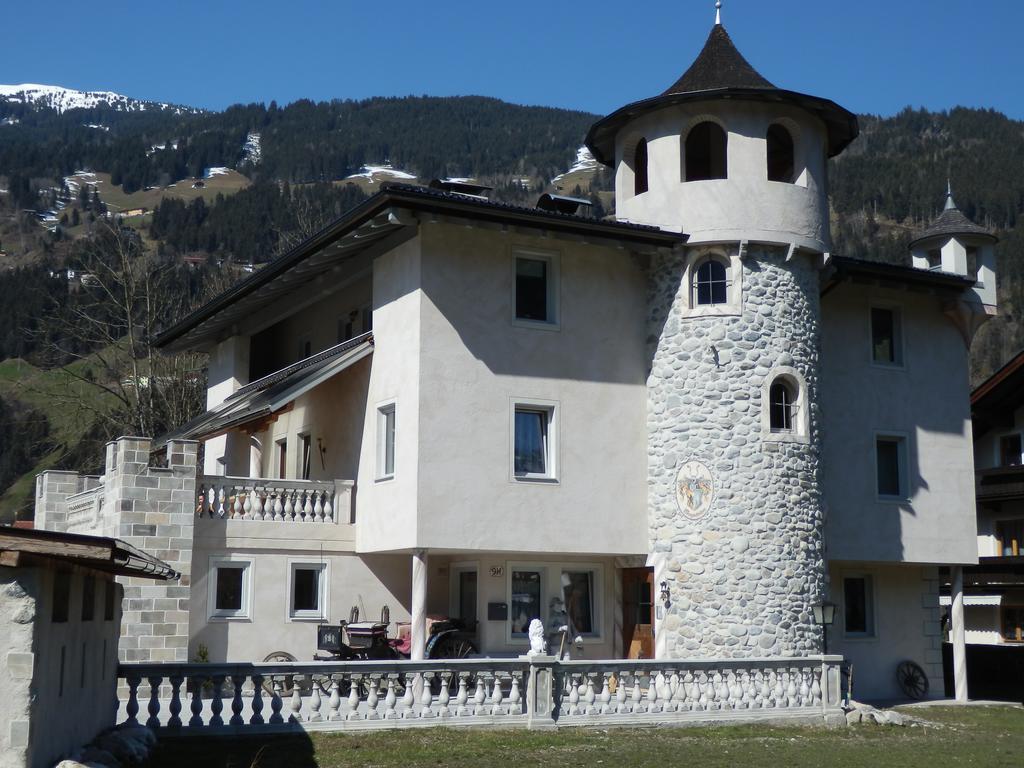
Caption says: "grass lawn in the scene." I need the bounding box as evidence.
[142,705,1023,768]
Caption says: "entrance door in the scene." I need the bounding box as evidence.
[622,567,654,659]
[450,564,478,631]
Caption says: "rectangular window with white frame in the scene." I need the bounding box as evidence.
[377,402,396,480]
[208,556,253,621]
[843,575,876,638]
[513,250,559,327]
[875,433,909,500]
[288,561,328,621]
[512,400,557,481]
[870,305,903,367]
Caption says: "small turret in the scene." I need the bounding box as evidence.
[910,184,998,311]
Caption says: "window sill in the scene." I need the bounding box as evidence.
[288,614,328,623]
[876,495,911,505]
[681,305,741,319]
[208,614,252,623]
[763,431,810,445]
[375,475,395,484]
[841,634,879,644]
[512,475,559,485]
[870,361,906,372]
[512,318,561,333]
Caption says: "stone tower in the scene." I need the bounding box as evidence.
[586,12,859,657]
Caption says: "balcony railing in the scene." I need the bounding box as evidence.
[196,476,354,524]
[977,466,1024,501]
[116,655,843,733]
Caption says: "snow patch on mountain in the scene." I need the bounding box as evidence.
[0,83,197,114]
[147,140,179,156]
[203,167,231,179]
[552,145,600,183]
[346,164,417,183]
[242,132,262,165]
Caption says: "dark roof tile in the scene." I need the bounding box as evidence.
[910,201,996,247]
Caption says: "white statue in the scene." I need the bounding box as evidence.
[527,618,547,656]
[548,595,584,659]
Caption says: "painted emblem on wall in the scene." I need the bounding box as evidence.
[675,460,715,521]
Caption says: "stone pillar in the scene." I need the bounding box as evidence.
[646,246,825,658]
[106,436,198,664]
[951,565,968,702]
[410,549,428,661]
[33,470,82,532]
[523,655,556,729]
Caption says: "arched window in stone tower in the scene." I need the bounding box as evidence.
[766,124,795,183]
[761,368,809,443]
[633,138,649,195]
[684,122,727,181]
[769,379,796,432]
[693,257,729,306]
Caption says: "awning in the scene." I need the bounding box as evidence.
[154,333,373,449]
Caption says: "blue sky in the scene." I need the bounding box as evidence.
[2,0,1021,119]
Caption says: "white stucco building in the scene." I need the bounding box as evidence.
[37,14,996,702]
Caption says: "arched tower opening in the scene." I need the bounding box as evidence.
[633,138,649,195]
[766,123,795,183]
[684,122,728,181]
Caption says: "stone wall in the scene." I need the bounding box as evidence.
[34,436,198,664]
[647,245,825,658]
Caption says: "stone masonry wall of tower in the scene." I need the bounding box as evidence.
[647,246,824,657]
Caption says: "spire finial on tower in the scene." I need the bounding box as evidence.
[945,179,957,211]
[715,1,722,25]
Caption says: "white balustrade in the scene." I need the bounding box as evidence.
[195,476,351,524]
[117,656,843,734]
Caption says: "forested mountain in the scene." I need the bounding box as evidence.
[0,93,594,199]
[0,89,1023,520]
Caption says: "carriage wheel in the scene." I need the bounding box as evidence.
[430,635,477,659]
[262,651,298,696]
[895,660,929,700]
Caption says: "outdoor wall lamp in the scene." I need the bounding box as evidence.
[812,601,836,654]
[660,581,671,606]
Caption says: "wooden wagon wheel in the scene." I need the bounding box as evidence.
[262,650,298,696]
[895,660,929,700]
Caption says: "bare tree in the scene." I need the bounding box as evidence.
[34,221,206,441]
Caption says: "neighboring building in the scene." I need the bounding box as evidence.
[36,13,997,701]
[947,348,1024,645]
[0,526,176,768]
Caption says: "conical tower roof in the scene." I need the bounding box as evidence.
[662,24,774,94]
[585,22,858,166]
[909,189,997,248]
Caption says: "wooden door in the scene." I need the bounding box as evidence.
[622,567,654,659]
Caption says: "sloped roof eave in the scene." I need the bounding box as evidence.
[585,87,859,166]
